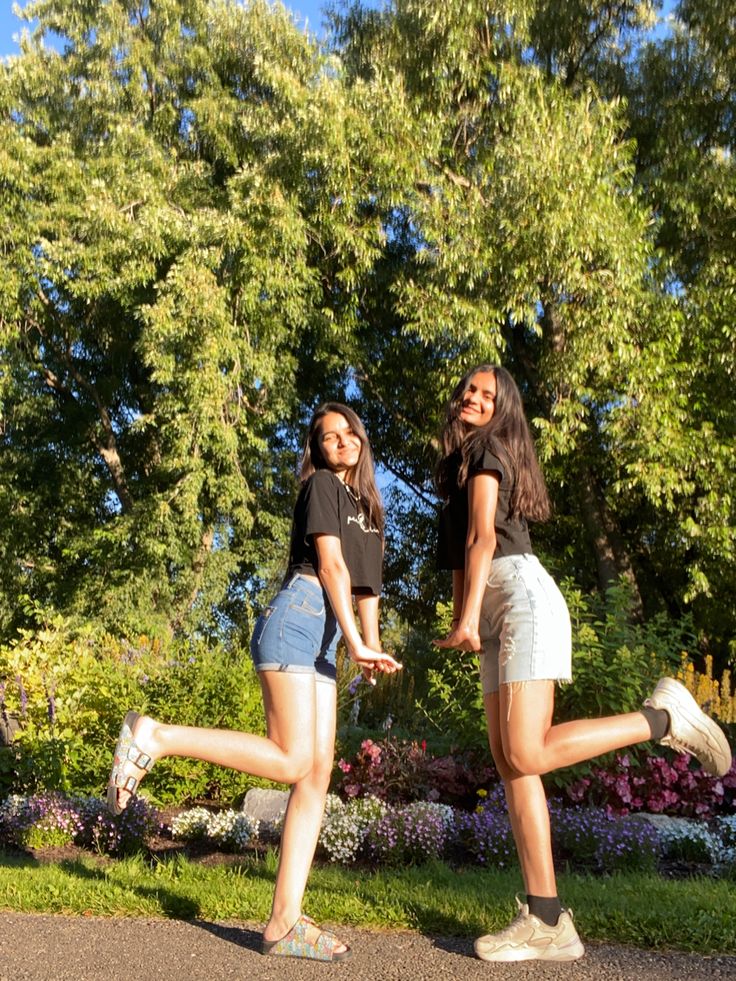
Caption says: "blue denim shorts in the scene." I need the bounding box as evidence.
[478,554,572,695]
[250,574,341,684]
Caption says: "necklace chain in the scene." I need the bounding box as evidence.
[343,482,361,504]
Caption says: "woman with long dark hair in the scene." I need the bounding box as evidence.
[107,402,401,962]
[435,365,731,963]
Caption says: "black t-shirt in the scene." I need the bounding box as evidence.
[437,442,532,570]
[287,469,383,595]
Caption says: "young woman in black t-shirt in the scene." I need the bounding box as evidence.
[434,365,731,964]
[107,403,401,962]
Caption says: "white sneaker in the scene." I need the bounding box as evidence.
[644,677,732,777]
[474,898,585,962]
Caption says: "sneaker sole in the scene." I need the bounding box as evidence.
[647,678,732,777]
[474,940,585,962]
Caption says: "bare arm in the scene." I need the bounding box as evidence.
[313,534,401,672]
[435,471,499,652]
[355,592,400,683]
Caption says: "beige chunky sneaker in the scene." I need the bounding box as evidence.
[644,677,732,777]
[474,898,585,962]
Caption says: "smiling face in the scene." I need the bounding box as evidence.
[317,411,362,478]
[458,369,497,428]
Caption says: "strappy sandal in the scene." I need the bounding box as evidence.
[261,914,352,962]
[106,711,154,816]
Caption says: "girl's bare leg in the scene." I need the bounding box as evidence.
[484,691,557,897]
[112,672,319,811]
[263,678,344,949]
[499,680,651,777]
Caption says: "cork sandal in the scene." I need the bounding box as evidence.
[106,711,154,816]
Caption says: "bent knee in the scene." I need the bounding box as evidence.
[505,746,544,776]
[282,752,315,785]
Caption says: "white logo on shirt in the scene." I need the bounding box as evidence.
[347,513,379,535]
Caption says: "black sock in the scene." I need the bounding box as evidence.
[527,894,563,927]
[641,707,669,742]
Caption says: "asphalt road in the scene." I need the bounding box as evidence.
[1,913,735,981]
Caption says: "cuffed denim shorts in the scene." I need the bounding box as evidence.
[478,554,572,696]
[250,574,341,684]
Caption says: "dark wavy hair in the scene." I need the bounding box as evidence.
[436,365,550,521]
[300,402,385,537]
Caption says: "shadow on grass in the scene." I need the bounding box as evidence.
[57,854,271,952]
[0,846,39,866]
[58,856,200,919]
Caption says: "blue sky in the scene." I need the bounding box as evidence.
[0,1,332,57]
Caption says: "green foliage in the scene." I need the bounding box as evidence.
[556,579,684,722]
[0,612,268,804]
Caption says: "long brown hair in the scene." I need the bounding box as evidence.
[300,402,385,537]
[436,365,550,521]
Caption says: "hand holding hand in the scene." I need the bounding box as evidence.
[348,642,403,678]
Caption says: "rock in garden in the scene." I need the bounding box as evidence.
[241,788,289,836]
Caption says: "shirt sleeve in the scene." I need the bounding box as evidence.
[468,444,505,481]
[302,470,341,538]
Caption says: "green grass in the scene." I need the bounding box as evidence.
[0,849,734,954]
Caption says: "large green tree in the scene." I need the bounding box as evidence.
[0,0,403,639]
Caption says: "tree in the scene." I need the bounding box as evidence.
[0,0,404,639]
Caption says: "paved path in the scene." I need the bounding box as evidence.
[1,913,735,981]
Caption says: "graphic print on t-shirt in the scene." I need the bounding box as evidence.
[347,512,379,534]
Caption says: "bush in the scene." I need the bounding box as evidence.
[0,613,268,804]
[368,801,455,866]
[0,792,160,855]
[657,819,724,866]
[334,736,493,806]
[319,795,388,864]
[548,799,660,873]
[171,807,259,852]
[454,786,517,868]
[567,752,736,819]
[417,583,687,758]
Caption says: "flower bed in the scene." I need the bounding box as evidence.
[2,788,735,879]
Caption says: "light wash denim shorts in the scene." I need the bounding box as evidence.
[478,554,572,695]
[250,574,341,684]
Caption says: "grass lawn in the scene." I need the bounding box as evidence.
[0,848,734,954]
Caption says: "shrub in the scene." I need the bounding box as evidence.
[678,654,736,725]
[454,786,517,868]
[368,801,455,866]
[334,736,493,806]
[319,795,388,864]
[567,752,735,819]
[0,613,269,804]
[657,819,724,866]
[171,807,259,852]
[555,580,683,725]
[548,799,660,873]
[419,584,687,759]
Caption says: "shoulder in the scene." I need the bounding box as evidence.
[468,437,506,479]
[298,469,340,510]
[303,469,338,493]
